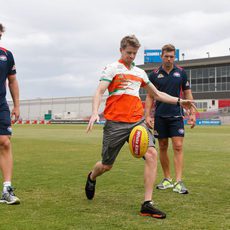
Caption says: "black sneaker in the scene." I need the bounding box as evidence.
[140,201,166,219]
[85,172,96,200]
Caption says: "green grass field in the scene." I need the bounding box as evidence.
[0,124,229,230]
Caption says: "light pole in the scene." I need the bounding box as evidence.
[206,52,210,58]
[182,53,185,61]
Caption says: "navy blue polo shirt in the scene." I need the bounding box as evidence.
[0,47,16,111]
[148,65,190,117]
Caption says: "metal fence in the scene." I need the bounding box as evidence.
[7,96,230,124]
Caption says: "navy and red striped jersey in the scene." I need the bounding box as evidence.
[148,65,190,117]
[0,47,16,110]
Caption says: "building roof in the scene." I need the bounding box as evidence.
[138,55,230,71]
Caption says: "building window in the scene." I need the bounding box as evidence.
[208,68,215,77]
[209,84,215,91]
[142,63,230,97]
[197,84,202,92]
[203,84,209,91]
[191,84,196,92]
[227,83,230,90]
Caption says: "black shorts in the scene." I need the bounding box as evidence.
[0,110,12,135]
[154,116,184,139]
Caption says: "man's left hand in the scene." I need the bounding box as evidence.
[11,107,20,122]
[187,114,196,129]
[180,99,197,116]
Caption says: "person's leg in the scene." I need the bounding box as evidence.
[0,135,20,204]
[140,147,166,219]
[154,117,172,181]
[168,117,185,182]
[171,136,184,182]
[169,118,188,194]
[89,120,125,181]
[0,136,13,183]
[143,147,157,201]
[0,110,20,205]
[139,123,166,219]
[90,161,113,180]
[171,136,188,194]
[155,138,174,190]
[85,148,120,200]
[85,162,113,200]
[158,138,170,179]
[85,120,130,200]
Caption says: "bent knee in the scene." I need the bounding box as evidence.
[101,164,113,172]
[0,137,11,149]
[145,147,158,160]
[159,142,168,151]
[173,144,183,152]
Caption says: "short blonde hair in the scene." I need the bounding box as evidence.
[120,35,141,49]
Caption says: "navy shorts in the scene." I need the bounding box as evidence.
[0,110,12,135]
[154,116,184,139]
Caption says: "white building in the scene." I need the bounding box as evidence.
[8,96,107,121]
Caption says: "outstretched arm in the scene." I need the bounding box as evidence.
[144,82,197,114]
[145,93,154,128]
[86,81,110,133]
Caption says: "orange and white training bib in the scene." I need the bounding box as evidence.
[100,60,150,123]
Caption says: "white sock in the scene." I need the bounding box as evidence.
[3,181,11,193]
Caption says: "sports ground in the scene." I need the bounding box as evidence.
[0,124,229,230]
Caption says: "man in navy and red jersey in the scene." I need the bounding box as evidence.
[0,23,20,204]
[145,44,196,194]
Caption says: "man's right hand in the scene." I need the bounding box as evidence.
[86,114,100,133]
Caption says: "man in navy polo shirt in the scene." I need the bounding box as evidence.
[0,23,20,204]
[145,44,196,194]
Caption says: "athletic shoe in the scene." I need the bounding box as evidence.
[156,178,174,190]
[140,201,166,219]
[0,186,20,205]
[173,181,189,194]
[85,172,96,200]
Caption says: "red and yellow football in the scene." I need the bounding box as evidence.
[129,125,149,158]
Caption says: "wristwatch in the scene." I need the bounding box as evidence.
[177,98,181,106]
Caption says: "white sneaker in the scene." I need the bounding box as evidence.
[156,178,174,190]
[173,181,189,194]
[0,186,20,205]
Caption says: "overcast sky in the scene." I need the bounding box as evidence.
[1,0,230,100]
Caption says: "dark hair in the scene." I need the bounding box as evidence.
[120,35,141,49]
[162,44,176,54]
[0,23,5,33]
